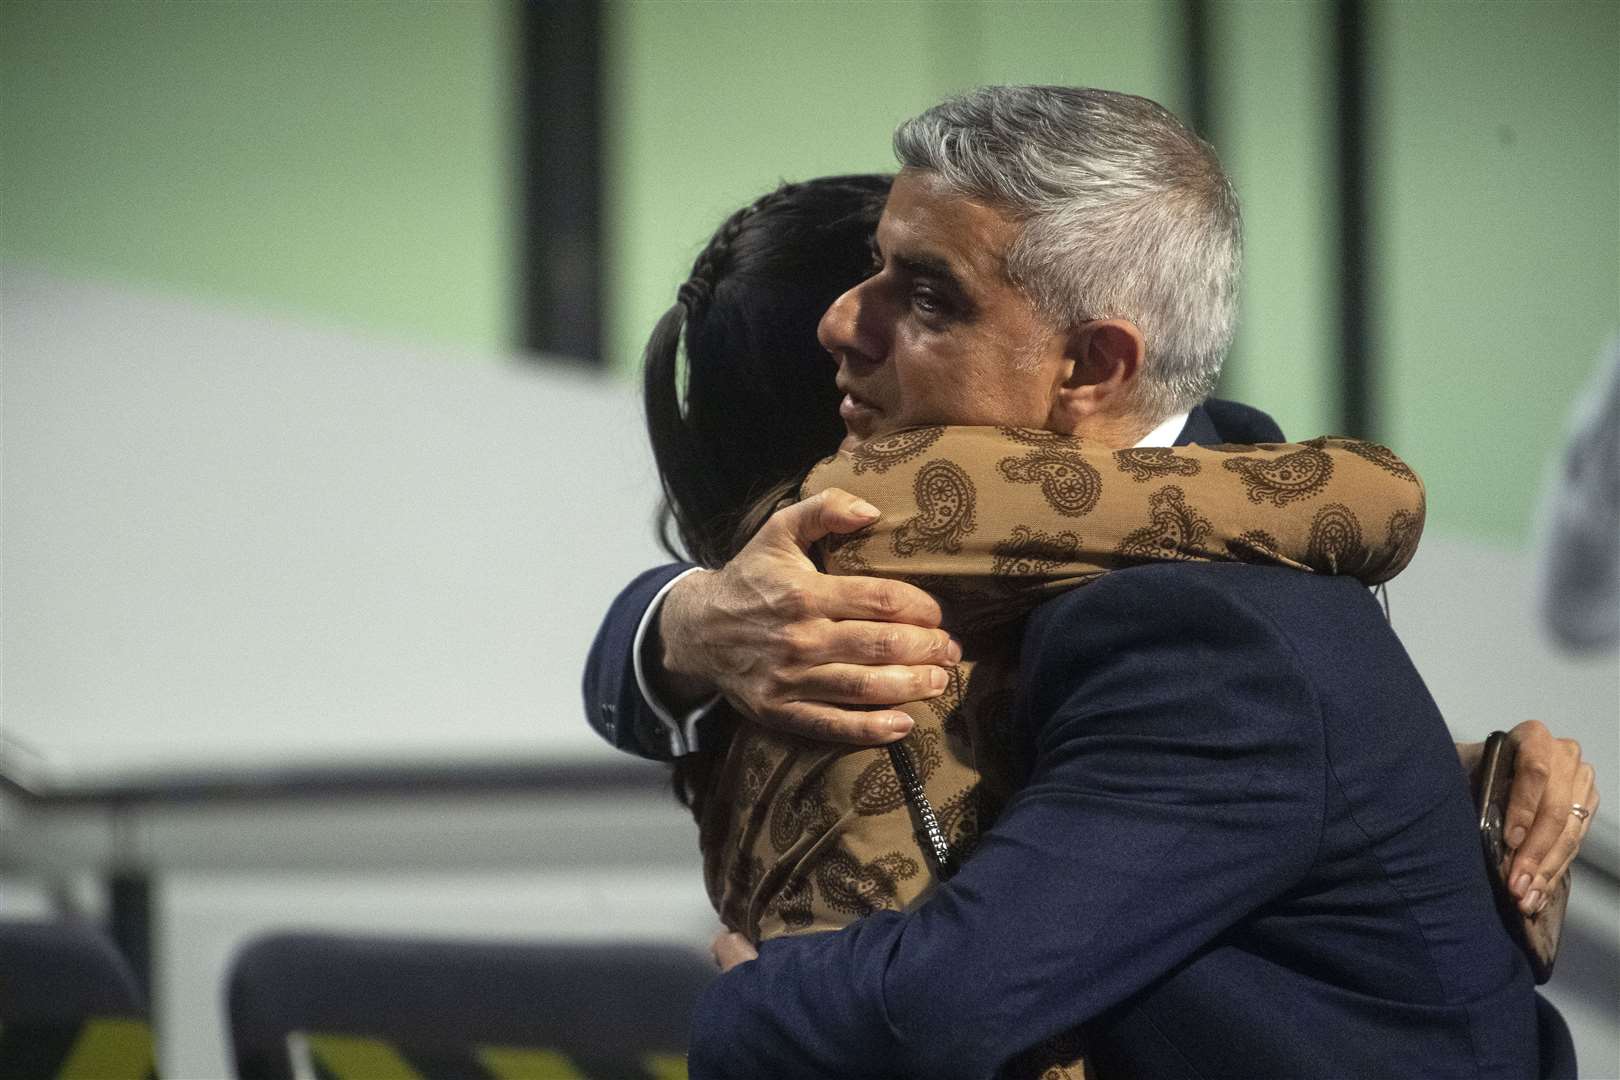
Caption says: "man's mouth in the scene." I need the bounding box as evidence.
[838,391,881,432]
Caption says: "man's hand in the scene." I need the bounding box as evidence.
[1464,719,1600,914]
[653,488,958,745]
[712,930,759,973]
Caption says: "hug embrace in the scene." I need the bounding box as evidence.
[584,86,1600,1079]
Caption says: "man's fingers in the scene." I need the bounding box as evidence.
[751,492,944,626]
[797,662,951,706]
[817,574,944,628]
[764,488,883,553]
[821,620,959,667]
[757,701,915,746]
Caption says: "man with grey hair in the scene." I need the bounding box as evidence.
[586,86,1584,927]
[658,85,1534,1078]
[827,85,1240,452]
[888,84,1241,425]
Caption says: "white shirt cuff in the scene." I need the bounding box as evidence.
[632,566,723,756]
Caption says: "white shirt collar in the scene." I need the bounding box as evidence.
[1134,410,1191,449]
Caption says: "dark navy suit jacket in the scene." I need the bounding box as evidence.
[580,399,1284,760]
[688,563,1536,1078]
[583,400,1535,1076]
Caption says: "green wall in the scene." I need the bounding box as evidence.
[1211,0,1339,444]
[604,0,939,378]
[4,0,1615,543]
[604,0,1186,379]
[1370,0,1620,544]
[0,1,514,350]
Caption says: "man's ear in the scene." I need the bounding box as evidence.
[1047,319,1145,431]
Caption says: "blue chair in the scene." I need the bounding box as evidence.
[0,919,156,1079]
[228,932,713,1079]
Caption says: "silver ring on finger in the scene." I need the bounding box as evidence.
[1571,803,1591,821]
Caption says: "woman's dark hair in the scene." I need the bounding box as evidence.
[642,174,892,815]
[643,174,892,568]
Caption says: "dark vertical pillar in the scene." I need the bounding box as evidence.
[1183,0,1216,142]
[1333,0,1374,438]
[109,870,153,1005]
[1186,0,1242,402]
[518,0,604,362]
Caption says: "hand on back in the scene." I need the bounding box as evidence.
[656,488,959,745]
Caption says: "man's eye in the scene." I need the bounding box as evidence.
[912,288,945,315]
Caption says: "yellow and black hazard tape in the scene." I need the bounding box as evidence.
[0,1016,157,1080]
[0,1019,686,1079]
[292,1032,688,1080]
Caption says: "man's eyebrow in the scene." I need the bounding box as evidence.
[892,251,968,296]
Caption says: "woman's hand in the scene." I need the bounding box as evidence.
[712,930,759,973]
[1491,719,1598,914]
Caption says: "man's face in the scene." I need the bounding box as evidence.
[819,169,1070,451]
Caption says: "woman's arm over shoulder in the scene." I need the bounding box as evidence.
[805,427,1426,589]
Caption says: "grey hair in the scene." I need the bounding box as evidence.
[893,85,1242,422]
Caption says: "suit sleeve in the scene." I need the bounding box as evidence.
[581,562,694,759]
[689,566,1327,1080]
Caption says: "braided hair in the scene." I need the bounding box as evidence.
[643,174,892,569]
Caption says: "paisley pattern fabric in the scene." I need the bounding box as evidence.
[892,459,979,555]
[1114,446,1204,482]
[1222,443,1335,506]
[997,441,1105,517]
[847,426,945,475]
[1116,485,1214,561]
[695,427,1426,1079]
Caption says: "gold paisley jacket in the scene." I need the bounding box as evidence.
[692,427,1425,1076]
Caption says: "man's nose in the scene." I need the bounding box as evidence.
[818,279,881,366]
